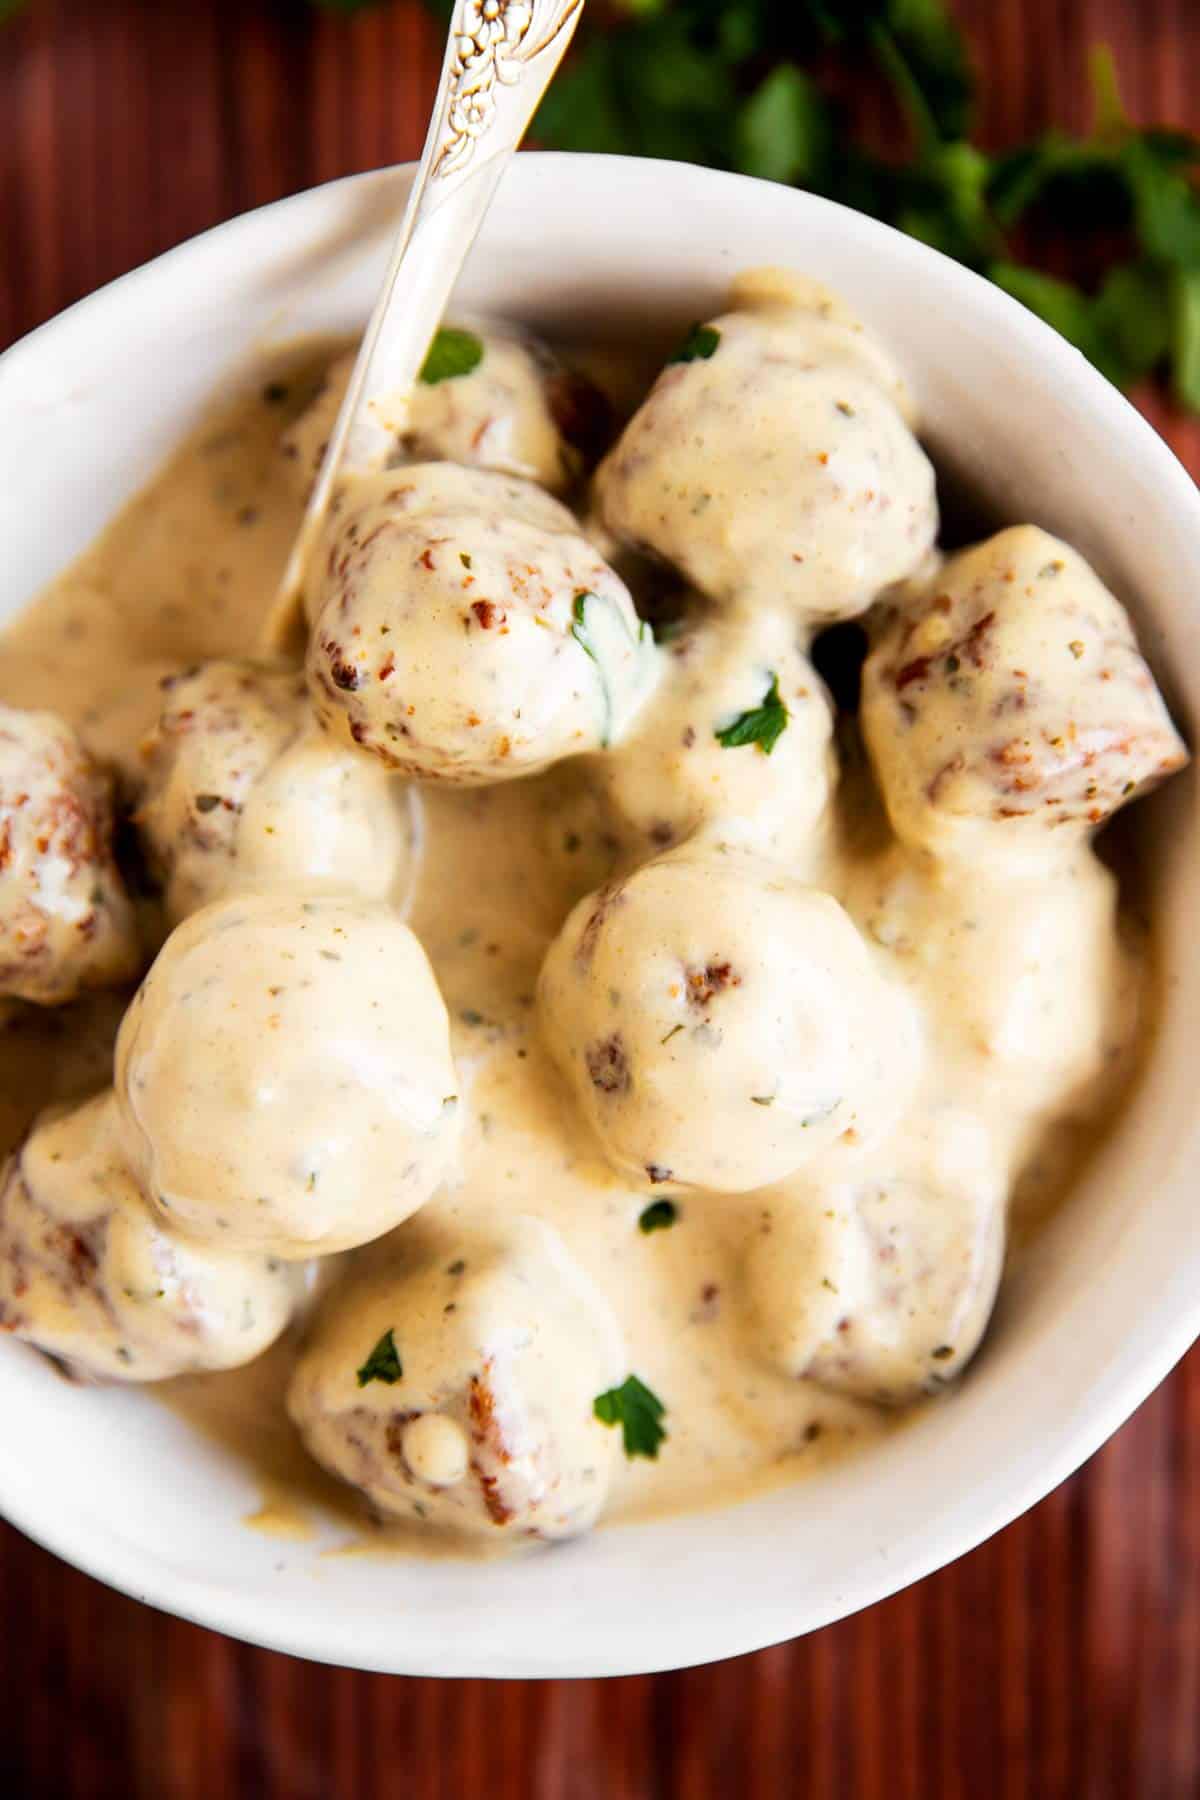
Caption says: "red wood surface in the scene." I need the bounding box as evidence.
[1,3,1199,1795]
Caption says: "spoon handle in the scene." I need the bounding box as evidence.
[267,0,585,644]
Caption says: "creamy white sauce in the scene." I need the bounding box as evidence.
[0,292,1183,1548]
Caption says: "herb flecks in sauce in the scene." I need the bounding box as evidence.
[668,323,721,365]
[715,672,789,755]
[356,1328,403,1388]
[0,283,1174,1557]
[419,328,485,385]
[594,1375,668,1459]
[638,1199,678,1234]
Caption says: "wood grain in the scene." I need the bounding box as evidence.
[2,2,1199,1795]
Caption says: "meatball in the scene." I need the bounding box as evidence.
[0,1091,297,1382]
[538,851,922,1194]
[114,892,460,1259]
[279,327,607,500]
[287,1215,624,1539]
[591,605,835,865]
[850,842,1133,1111]
[0,705,139,1005]
[860,525,1189,857]
[134,659,416,922]
[744,1112,1005,1404]
[595,269,937,624]
[307,465,660,783]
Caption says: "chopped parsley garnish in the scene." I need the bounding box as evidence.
[638,1199,678,1234]
[715,672,789,756]
[572,589,593,634]
[356,1327,403,1387]
[593,1374,667,1460]
[571,589,657,747]
[419,327,484,385]
[667,322,721,365]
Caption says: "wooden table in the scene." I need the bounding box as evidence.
[2,3,1198,1793]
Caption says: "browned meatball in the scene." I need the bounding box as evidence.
[744,1110,1006,1405]
[861,526,1189,856]
[0,705,139,1005]
[307,465,659,783]
[279,330,610,502]
[0,1091,297,1382]
[133,659,414,922]
[595,271,937,624]
[288,1216,624,1539]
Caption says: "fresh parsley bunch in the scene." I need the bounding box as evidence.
[11,0,1193,403]
[450,0,1200,412]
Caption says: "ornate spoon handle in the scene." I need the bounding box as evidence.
[266,0,585,646]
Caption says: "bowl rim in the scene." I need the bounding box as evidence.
[3,152,1200,1678]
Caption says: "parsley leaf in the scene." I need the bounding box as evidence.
[571,590,658,747]
[668,323,721,365]
[735,65,831,187]
[715,672,789,755]
[594,1374,667,1459]
[1171,268,1200,410]
[638,1198,678,1234]
[419,327,484,385]
[356,1327,403,1387]
[1122,136,1200,269]
[1094,262,1171,376]
[881,0,973,141]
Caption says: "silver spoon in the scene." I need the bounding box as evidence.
[263,0,586,650]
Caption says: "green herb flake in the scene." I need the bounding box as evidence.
[735,64,830,187]
[667,323,721,365]
[1171,267,1200,411]
[419,327,484,386]
[571,589,659,748]
[638,1199,678,1235]
[356,1327,403,1387]
[715,672,789,756]
[593,1374,667,1459]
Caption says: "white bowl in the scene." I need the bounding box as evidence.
[0,155,1197,1678]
